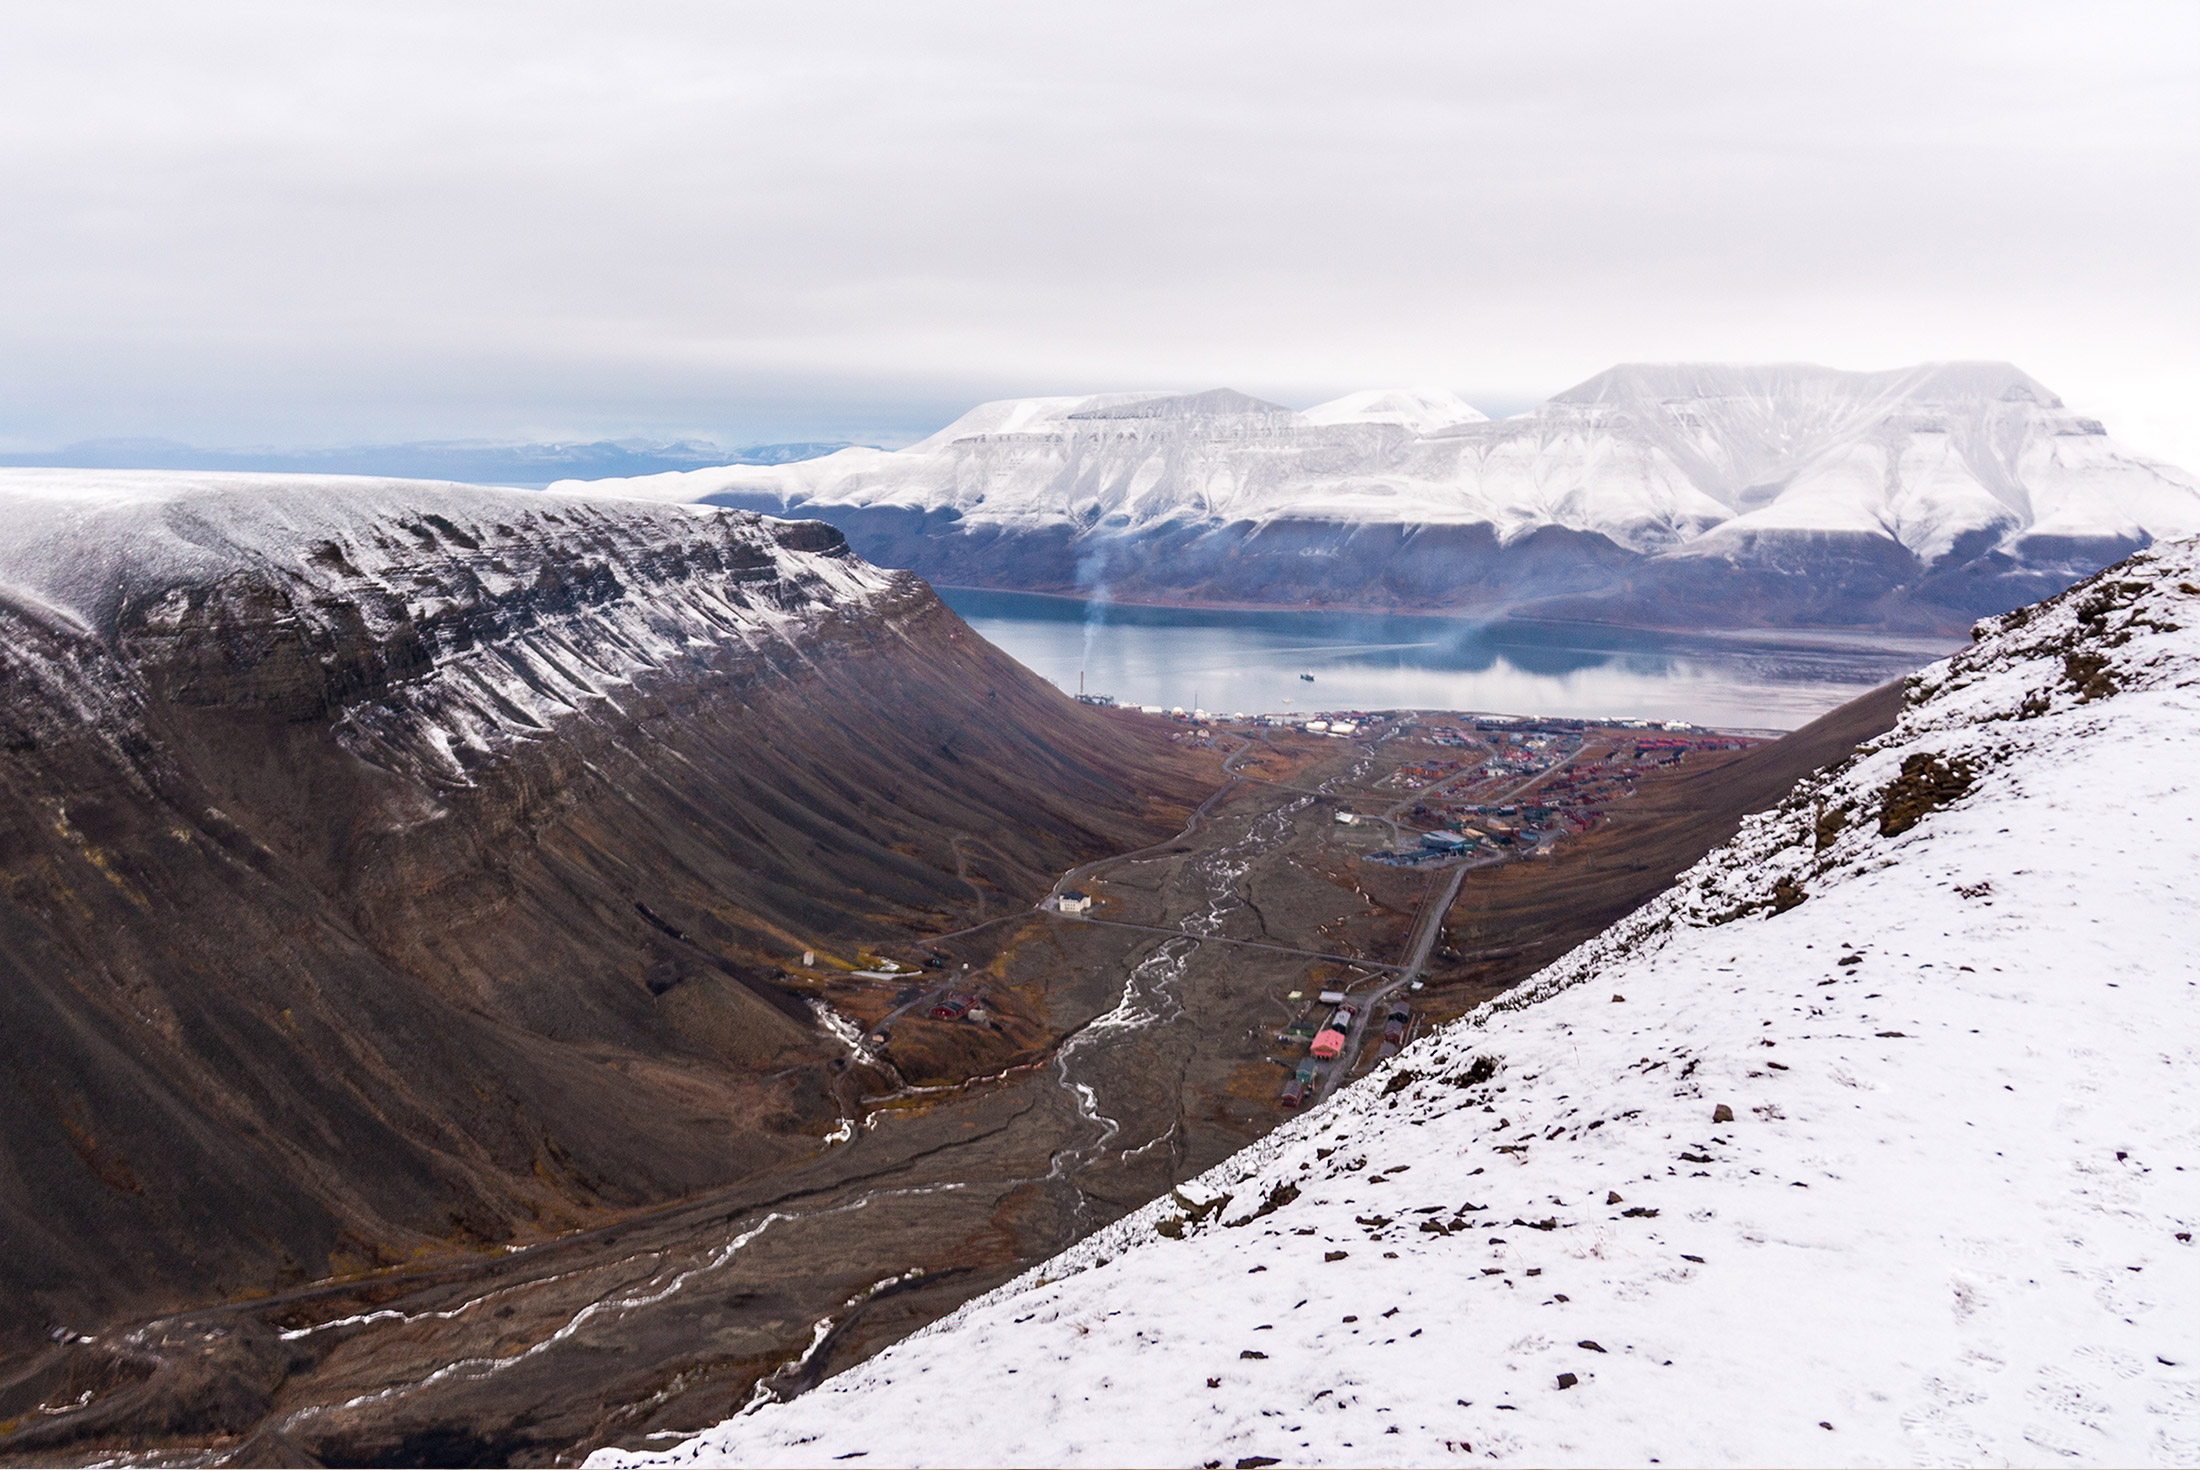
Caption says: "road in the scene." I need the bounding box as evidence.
[902,732,1272,957]
[1230,727,1465,847]
[0,718,1614,1464]
[1386,734,1585,820]
[1234,728,1585,851]
[1015,721,1562,1112]
[1304,857,1472,1107]
[965,721,1581,1114]
[1056,915,1408,972]
[1041,723,1578,927]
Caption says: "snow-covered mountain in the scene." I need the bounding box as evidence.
[555,364,2200,633]
[0,468,895,785]
[594,540,2200,1467]
[1300,386,1488,433]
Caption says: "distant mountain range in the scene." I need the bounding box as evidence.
[557,364,2200,634]
[0,436,850,487]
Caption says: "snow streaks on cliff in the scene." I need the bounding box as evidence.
[596,541,2200,1466]
[0,469,899,785]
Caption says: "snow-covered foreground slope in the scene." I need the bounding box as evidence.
[554,364,2200,632]
[596,543,2200,1467]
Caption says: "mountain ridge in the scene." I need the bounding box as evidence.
[0,470,1206,1353]
[555,363,2200,634]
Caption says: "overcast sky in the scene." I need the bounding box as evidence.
[2,1,2195,459]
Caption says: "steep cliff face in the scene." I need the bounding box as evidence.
[0,471,1203,1348]
[558,364,2200,633]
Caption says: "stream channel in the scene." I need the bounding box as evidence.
[50,736,1404,1467]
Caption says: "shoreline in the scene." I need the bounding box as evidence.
[929,583,1969,662]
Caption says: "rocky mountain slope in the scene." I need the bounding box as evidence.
[601,540,2200,1467]
[558,364,2200,634]
[0,470,1204,1356]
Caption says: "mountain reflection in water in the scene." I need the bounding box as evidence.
[937,587,1957,731]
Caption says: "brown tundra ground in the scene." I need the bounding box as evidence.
[6,690,1896,1468]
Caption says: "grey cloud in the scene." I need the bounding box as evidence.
[0,0,2193,450]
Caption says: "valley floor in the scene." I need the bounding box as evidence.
[596,553,2200,1467]
[0,699,1873,1467]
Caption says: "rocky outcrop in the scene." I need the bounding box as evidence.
[0,472,1204,1350]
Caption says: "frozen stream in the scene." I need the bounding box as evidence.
[1041,793,1315,1223]
[237,773,1326,1443]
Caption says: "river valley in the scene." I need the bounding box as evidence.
[2,691,1904,1467]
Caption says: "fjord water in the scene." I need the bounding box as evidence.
[939,587,1954,730]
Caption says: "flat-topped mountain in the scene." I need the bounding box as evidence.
[560,364,2200,633]
[0,470,1204,1354]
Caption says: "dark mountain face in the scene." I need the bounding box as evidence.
[699,501,2125,634]
[698,501,1658,618]
[0,477,1205,1351]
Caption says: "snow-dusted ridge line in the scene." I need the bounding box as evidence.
[554,363,2200,569]
[1299,386,1488,434]
[596,539,2200,1467]
[0,469,904,788]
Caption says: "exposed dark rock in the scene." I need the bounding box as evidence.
[1226,1182,1300,1228]
[0,494,1207,1356]
[1878,752,1979,836]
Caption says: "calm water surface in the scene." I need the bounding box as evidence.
[938,588,1958,731]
